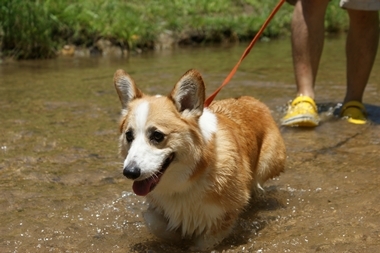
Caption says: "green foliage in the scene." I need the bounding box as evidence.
[325,4,349,32]
[0,0,57,59]
[0,0,349,59]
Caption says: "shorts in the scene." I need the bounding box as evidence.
[340,0,380,10]
[286,0,380,10]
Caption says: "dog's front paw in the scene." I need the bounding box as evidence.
[143,209,181,242]
[189,244,214,252]
[190,225,234,252]
[189,235,221,252]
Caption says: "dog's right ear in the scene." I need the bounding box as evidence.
[169,69,205,117]
[114,69,143,109]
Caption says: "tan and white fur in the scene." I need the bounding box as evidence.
[114,69,286,251]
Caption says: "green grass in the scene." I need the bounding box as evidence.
[0,0,348,59]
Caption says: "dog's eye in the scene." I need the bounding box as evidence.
[126,130,134,143]
[151,130,164,143]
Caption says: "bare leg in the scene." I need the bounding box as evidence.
[290,0,330,99]
[344,9,379,104]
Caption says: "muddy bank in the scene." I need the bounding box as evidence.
[58,30,242,58]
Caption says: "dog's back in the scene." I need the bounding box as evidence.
[210,96,285,188]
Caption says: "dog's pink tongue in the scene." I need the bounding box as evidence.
[132,178,156,196]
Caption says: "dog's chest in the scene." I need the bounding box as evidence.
[150,192,224,236]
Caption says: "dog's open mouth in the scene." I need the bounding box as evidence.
[132,153,175,196]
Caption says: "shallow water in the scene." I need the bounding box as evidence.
[1,36,380,253]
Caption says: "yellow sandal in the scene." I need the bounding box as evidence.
[281,96,320,127]
[340,101,367,125]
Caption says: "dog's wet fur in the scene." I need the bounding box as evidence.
[114,69,286,251]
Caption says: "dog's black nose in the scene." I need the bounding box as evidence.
[123,165,141,179]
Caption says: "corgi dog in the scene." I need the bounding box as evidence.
[113,69,286,251]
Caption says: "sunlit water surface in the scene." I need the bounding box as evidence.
[1,37,380,253]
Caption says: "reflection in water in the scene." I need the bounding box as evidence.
[0,37,379,252]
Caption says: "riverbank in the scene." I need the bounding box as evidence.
[0,0,348,60]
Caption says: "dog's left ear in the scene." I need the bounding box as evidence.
[170,69,205,116]
[114,69,143,109]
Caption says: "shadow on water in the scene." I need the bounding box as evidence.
[316,102,380,125]
[1,36,380,252]
[363,104,380,124]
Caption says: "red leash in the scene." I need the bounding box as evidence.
[204,0,286,107]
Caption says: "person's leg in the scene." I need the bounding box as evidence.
[344,9,379,104]
[282,0,330,127]
[291,0,330,98]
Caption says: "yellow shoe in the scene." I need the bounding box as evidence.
[281,96,320,127]
[340,101,367,125]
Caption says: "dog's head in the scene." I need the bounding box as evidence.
[114,69,215,196]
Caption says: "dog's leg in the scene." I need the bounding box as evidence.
[190,212,237,251]
[256,130,286,186]
[190,229,231,251]
[143,208,181,242]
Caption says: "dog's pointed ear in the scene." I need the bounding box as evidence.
[114,69,143,109]
[169,69,205,116]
